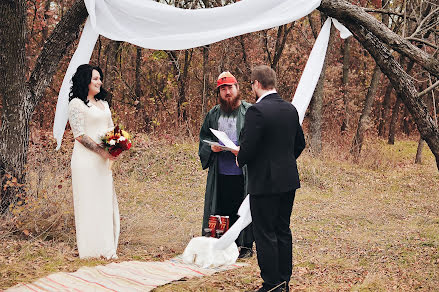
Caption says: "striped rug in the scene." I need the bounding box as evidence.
[6,256,245,291]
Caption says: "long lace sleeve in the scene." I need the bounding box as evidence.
[103,101,114,129]
[68,99,85,138]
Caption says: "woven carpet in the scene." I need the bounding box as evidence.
[6,256,245,291]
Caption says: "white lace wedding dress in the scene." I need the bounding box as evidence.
[68,98,120,259]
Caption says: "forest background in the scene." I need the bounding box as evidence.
[21,0,439,163]
[1,0,439,290]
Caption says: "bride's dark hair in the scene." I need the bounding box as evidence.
[69,64,108,105]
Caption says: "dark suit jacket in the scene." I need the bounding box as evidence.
[237,93,305,195]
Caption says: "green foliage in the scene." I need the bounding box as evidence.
[151,50,168,60]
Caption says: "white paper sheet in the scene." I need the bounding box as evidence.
[202,140,237,152]
[209,128,239,151]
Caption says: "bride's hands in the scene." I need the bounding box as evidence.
[76,135,118,161]
[100,148,118,161]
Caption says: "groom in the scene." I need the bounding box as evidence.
[236,65,305,292]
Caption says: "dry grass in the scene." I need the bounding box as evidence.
[1,133,438,291]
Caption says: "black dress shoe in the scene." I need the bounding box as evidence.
[238,247,253,259]
[251,286,283,292]
[252,282,288,292]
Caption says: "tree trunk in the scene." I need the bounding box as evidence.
[340,37,351,133]
[428,75,438,127]
[134,46,150,132]
[262,23,294,72]
[0,0,88,212]
[271,23,294,71]
[105,41,122,107]
[167,49,193,122]
[351,65,381,160]
[239,36,251,77]
[402,106,410,136]
[201,45,210,120]
[27,1,88,108]
[97,36,102,66]
[388,97,402,145]
[377,83,393,137]
[41,0,51,46]
[177,49,191,121]
[415,138,425,164]
[387,60,414,144]
[308,22,336,154]
[0,0,28,212]
[134,47,142,100]
[307,14,319,39]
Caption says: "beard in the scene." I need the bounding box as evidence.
[219,92,241,114]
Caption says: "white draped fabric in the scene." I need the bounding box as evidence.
[214,18,351,251]
[292,17,351,124]
[53,0,323,149]
[51,0,352,263]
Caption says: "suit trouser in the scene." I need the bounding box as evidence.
[217,174,254,248]
[250,190,296,289]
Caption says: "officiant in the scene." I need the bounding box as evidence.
[198,71,254,258]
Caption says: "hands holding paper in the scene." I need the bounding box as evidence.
[211,142,239,166]
[206,128,240,164]
[211,145,223,152]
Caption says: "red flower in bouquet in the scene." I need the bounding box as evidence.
[101,125,132,157]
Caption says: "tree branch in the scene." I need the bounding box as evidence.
[406,37,438,50]
[318,0,439,79]
[27,0,88,110]
[363,8,415,20]
[418,80,439,98]
[342,20,439,170]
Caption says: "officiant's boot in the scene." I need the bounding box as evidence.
[252,281,288,292]
[238,246,253,258]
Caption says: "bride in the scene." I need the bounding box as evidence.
[68,64,120,259]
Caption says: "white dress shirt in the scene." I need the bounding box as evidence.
[256,89,277,103]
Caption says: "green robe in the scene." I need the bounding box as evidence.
[198,101,252,240]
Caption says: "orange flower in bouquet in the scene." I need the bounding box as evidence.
[101,125,132,157]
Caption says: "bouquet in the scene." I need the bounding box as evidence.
[101,125,132,157]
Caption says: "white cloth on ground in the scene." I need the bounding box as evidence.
[182,237,239,268]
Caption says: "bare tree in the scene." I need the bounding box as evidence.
[308,19,336,154]
[388,96,402,145]
[319,0,439,170]
[201,45,210,119]
[377,83,393,137]
[0,0,88,212]
[340,37,351,133]
[167,49,194,122]
[105,41,123,107]
[263,23,295,71]
[351,65,382,160]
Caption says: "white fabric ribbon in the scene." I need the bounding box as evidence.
[214,17,351,250]
[51,0,352,255]
[53,18,99,150]
[53,0,322,149]
[292,17,352,124]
